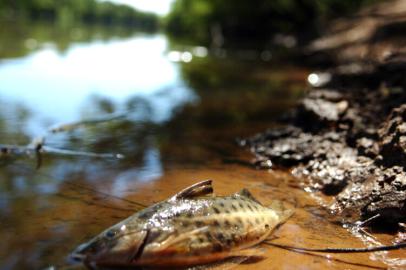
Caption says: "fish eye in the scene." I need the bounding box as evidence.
[105,229,118,238]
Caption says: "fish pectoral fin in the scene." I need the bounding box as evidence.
[267,200,294,222]
[183,248,266,270]
[151,226,210,252]
[187,250,265,270]
[227,247,266,259]
[171,180,213,200]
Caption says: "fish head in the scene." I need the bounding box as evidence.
[71,220,148,266]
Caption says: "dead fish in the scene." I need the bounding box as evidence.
[71,180,293,268]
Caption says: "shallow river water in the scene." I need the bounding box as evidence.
[0,27,402,269]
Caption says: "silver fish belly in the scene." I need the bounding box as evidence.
[71,180,293,267]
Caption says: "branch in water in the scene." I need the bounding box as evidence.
[0,144,36,157]
[48,113,125,133]
[1,113,126,168]
[43,146,124,159]
[0,144,124,164]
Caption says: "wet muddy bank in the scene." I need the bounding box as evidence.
[242,0,406,231]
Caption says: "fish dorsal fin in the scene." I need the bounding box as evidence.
[235,188,262,205]
[171,180,213,201]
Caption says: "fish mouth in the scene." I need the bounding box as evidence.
[70,252,87,262]
[69,242,96,263]
[70,229,149,266]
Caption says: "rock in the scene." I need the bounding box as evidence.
[248,129,315,167]
[331,166,406,225]
[292,89,350,131]
[307,89,343,101]
[356,137,379,158]
[301,98,348,122]
[296,141,358,195]
[378,104,406,167]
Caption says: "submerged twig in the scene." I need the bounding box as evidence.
[30,136,45,169]
[42,146,124,159]
[48,113,125,133]
[1,113,127,168]
[0,144,124,159]
[1,113,128,169]
[0,143,124,169]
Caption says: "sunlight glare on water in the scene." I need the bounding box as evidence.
[0,34,197,136]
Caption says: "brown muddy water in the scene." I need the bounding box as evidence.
[0,26,403,270]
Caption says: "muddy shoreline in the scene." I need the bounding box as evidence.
[242,0,406,230]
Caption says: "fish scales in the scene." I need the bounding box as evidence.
[171,198,280,249]
[71,180,293,268]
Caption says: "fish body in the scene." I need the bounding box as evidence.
[71,180,292,267]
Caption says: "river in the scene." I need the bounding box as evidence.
[0,25,395,269]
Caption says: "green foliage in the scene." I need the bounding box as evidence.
[0,0,158,30]
[165,0,380,46]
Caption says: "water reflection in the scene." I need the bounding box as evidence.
[0,24,309,269]
[113,146,162,196]
[0,34,196,137]
[0,31,197,214]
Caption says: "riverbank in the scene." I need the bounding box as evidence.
[243,0,406,232]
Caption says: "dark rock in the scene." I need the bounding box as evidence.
[246,100,406,227]
[250,130,315,167]
[295,141,357,195]
[356,137,380,158]
[331,166,406,225]
[292,90,350,131]
[307,89,344,101]
[301,98,348,122]
[244,75,406,229]
[378,104,406,168]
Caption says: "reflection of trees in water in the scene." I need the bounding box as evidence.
[0,79,198,186]
[152,55,308,165]
[126,96,154,122]
[0,52,306,183]
[0,21,151,59]
[77,93,157,160]
[174,56,305,127]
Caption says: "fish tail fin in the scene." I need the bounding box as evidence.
[268,200,294,223]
